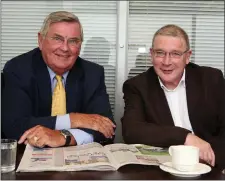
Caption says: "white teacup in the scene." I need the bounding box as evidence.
[169,145,199,172]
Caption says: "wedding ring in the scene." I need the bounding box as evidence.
[34,136,38,142]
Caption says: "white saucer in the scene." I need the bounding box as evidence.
[159,162,211,178]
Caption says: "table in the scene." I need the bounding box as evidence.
[1,145,225,180]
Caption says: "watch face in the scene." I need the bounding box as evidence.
[61,130,71,137]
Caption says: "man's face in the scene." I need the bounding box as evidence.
[150,35,191,89]
[38,22,82,75]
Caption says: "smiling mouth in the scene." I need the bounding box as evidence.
[56,54,70,58]
[162,69,173,74]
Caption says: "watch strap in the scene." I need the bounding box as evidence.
[60,130,71,146]
[64,135,71,146]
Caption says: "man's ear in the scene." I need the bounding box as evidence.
[149,48,153,56]
[149,48,154,63]
[38,32,43,50]
[186,50,192,64]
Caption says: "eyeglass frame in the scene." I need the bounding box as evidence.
[151,49,189,59]
[45,34,82,48]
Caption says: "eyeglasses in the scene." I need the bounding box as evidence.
[152,49,189,59]
[46,35,81,48]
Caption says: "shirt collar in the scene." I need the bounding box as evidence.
[158,69,186,92]
[47,66,69,82]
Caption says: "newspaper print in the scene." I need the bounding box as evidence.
[29,147,54,168]
[63,142,110,166]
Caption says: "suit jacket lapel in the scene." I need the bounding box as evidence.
[146,68,175,126]
[65,57,84,113]
[32,48,52,116]
[185,64,201,132]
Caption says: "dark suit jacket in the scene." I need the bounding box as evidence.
[2,48,114,145]
[122,63,225,168]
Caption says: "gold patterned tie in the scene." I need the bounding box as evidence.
[51,75,66,116]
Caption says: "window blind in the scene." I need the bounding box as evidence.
[127,1,224,78]
[1,0,117,113]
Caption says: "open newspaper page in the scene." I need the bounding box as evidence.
[17,142,116,172]
[104,143,171,170]
[17,142,171,172]
[62,142,115,171]
[17,144,63,172]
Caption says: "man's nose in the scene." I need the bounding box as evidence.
[60,40,69,51]
[162,53,171,65]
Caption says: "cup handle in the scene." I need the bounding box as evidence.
[168,146,173,156]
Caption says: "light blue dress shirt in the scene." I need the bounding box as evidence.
[47,67,94,145]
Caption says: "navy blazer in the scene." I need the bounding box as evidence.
[2,48,114,145]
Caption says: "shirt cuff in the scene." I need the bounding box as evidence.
[68,129,94,145]
[55,114,70,130]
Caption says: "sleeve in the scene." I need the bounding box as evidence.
[55,114,94,145]
[55,114,71,130]
[68,129,94,145]
[207,70,225,168]
[78,66,115,145]
[121,80,190,147]
[2,65,56,140]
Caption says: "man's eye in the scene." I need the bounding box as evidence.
[156,51,165,56]
[69,40,77,44]
[172,52,181,57]
[53,37,62,41]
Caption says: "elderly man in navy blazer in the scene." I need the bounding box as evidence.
[122,24,225,168]
[2,11,115,148]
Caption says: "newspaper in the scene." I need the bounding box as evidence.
[17,142,171,172]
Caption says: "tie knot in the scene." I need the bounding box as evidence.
[55,75,62,82]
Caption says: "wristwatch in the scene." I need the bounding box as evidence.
[60,129,72,146]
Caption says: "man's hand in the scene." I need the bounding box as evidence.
[69,113,116,138]
[18,125,66,148]
[185,133,215,166]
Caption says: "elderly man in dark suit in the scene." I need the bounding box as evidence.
[122,24,225,168]
[2,11,115,148]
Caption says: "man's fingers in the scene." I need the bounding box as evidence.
[35,137,46,148]
[204,151,211,165]
[27,134,45,148]
[210,148,215,166]
[95,118,114,138]
[97,116,115,135]
[91,120,109,138]
[103,120,115,135]
[26,130,39,141]
[27,137,36,147]
[99,124,112,138]
[199,150,204,161]
[103,123,114,137]
[200,147,215,167]
[18,126,39,144]
[102,117,116,127]
[98,119,113,136]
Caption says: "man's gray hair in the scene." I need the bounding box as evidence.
[39,11,83,42]
[152,24,190,50]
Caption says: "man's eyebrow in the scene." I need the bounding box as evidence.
[51,33,63,38]
[154,49,183,52]
[52,33,80,40]
[154,49,164,51]
[69,37,81,40]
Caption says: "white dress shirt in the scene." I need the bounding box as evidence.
[158,70,193,132]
